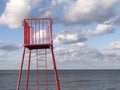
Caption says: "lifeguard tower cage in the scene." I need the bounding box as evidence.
[16,18,60,90]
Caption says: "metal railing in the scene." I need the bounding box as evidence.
[23,18,53,45]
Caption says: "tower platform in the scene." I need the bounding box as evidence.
[24,44,51,49]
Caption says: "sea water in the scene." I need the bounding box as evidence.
[0,70,120,90]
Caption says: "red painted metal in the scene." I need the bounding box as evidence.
[35,49,48,90]
[24,20,30,45]
[26,50,31,90]
[16,18,60,90]
[50,46,61,90]
[23,18,52,46]
[16,47,26,90]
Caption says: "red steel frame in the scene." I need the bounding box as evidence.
[16,18,60,90]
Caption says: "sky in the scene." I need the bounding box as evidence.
[0,0,120,70]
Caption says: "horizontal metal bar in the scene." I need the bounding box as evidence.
[38,65,46,67]
[38,60,46,61]
[36,71,47,74]
[37,83,47,86]
[25,18,51,20]
[37,78,47,80]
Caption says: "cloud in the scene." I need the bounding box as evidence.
[0,42,22,52]
[54,31,87,45]
[51,0,65,6]
[86,24,115,36]
[0,52,6,58]
[54,45,103,63]
[33,30,47,39]
[0,0,120,28]
[53,45,120,69]
[54,42,86,55]
[54,23,115,45]
[106,41,120,50]
[70,42,86,50]
[104,14,120,25]
[53,42,86,63]
[0,0,41,28]
[93,24,114,35]
[64,0,120,25]
[38,0,120,26]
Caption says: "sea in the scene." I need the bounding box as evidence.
[0,70,120,90]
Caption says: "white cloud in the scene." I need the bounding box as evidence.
[93,24,114,35]
[106,41,120,50]
[39,8,52,18]
[0,0,41,28]
[64,0,120,25]
[51,0,64,6]
[87,24,115,36]
[33,30,47,40]
[0,52,6,58]
[51,0,71,6]
[0,0,31,28]
[0,0,120,28]
[32,29,51,44]
[79,24,115,37]
[70,42,86,48]
[36,0,120,26]
[54,23,115,45]
[54,32,87,45]
[53,45,120,69]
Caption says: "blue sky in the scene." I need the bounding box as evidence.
[0,0,120,69]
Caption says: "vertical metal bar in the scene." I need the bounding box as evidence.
[26,49,31,90]
[46,20,48,44]
[28,20,30,44]
[50,19,60,90]
[50,46,61,90]
[36,49,39,71]
[50,19,53,44]
[40,20,41,44]
[24,20,25,45]
[30,20,33,44]
[45,49,48,90]
[35,20,36,44]
[27,20,31,44]
[36,49,39,90]
[33,22,35,44]
[50,26,52,44]
[38,20,40,44]
[48,26,50,44]
[42,19,44,44]
[31,27,34,44]
[16,47,26,90]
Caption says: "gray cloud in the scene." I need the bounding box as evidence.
[0,0,120,28]
[63,0,120,25]
[106,41,120,50]
[104,14,120,25]
[53,46,120,69]
[0,0,41,28]
[53,30,87,45]
[0,52,6,58]
[0,42,22,52]
[54,24,115,45]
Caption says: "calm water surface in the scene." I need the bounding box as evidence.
[0,70,120,90]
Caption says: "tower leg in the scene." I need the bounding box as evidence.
[16,47,26,90]
[26,50,31,90]
[50,46,61,90]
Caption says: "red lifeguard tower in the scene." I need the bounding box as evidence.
[16,18,60,90]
